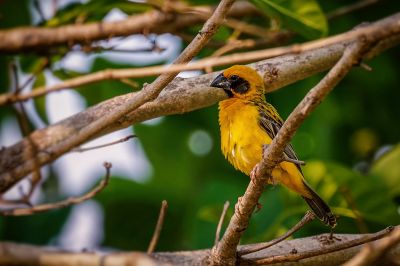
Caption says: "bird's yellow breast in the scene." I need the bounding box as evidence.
[219,98,272,175]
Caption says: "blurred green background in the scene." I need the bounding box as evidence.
[0,0,399,252]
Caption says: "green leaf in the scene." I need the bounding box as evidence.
[32,73,49,124]
[370,144,400,197]
[249,0,328,39]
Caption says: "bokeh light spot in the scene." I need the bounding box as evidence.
[188,130,213,156]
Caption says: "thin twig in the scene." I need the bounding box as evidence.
[72,134,137,153]
[328,0,381,20]
[215,201,230,246]
[18,58,49,93]
[251,226,394,264]
[239,211,316,256]
[0,162,112,216]
[147,200,168,254]
[360,62,373,71]
[9,62,42,205]
[343,227,400,266]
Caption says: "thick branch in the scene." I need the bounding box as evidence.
[0,1,256,54]
[0,13,399,193]
[2,14,400,105]
[0,228,399,266]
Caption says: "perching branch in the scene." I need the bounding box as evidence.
[0,162,111,216]
[0,1,256,54]
[0,227,399,266]
[247,227,395,265]
[0,13,399,195]
[210,17,399,265]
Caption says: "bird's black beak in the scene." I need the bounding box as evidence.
[211,73,230,89]
[210,73,233,97]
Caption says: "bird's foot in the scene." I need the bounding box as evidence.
[316,234,341,245]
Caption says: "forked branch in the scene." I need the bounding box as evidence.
[210,24,398,264]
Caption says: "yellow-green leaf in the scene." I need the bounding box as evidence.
[250,0,328,39]
[370,144,400,197]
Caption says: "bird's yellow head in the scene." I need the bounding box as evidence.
[210,65,264,99]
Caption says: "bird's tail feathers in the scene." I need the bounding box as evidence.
[302,182,336,228]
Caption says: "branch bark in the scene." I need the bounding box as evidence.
[2,14,400,105]
[0,0,234,192]
[0,13,399,194]
[0,228,399,266]
[343,227,400,266]
[0,1,256,54]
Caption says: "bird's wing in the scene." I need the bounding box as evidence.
[257,102,301,171]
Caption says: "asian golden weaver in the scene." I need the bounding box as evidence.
[211,65,336,227]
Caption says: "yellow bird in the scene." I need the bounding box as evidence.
[211,65,336,227]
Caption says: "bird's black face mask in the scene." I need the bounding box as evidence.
[210,73,249,97]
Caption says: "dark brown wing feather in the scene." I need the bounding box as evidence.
[253,100,337,227]
[255,102,301,172]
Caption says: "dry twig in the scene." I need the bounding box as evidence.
[72,134,136,153]
[215,201,230,246]
[0,162,112,216]
[238,211,316,256]
[147,200,168,254]
[328,0,381,20]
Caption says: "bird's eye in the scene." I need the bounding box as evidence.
[230,75,239,81]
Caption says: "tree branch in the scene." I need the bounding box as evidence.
[2,14,399,106]
[0,1,256,54]
[210,17,398,264]
[343,227,400,266]
[0,13,399,194]
[0,0,234,193]
[0,227,399,265]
